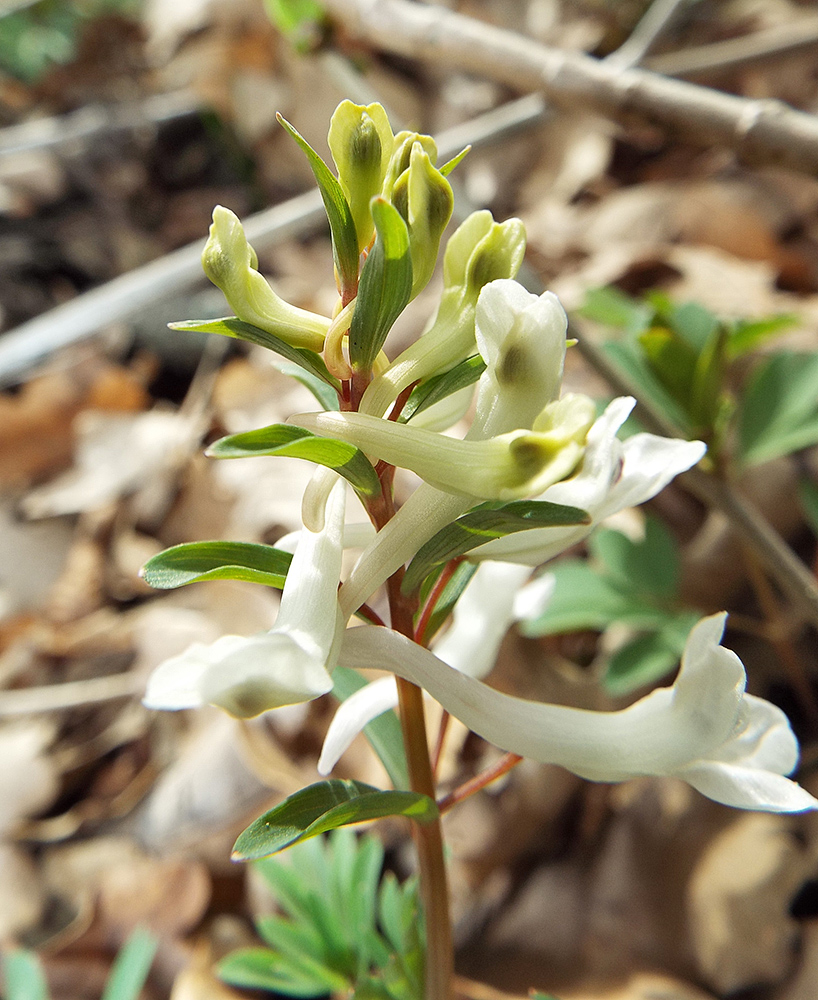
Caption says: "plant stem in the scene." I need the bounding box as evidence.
[396,676,454,1000]
[437,752,523,814]
[387,571,453,1000]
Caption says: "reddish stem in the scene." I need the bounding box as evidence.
[437,753,524,814]
[415,558,464,647]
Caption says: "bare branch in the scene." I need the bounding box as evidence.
[646,15,818,78]
[325,0,818,174]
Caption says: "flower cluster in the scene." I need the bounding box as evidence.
[143,101,816,815]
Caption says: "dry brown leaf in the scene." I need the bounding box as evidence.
[687,813,808,993]
[0,719,59,832]
[22,408,205,520]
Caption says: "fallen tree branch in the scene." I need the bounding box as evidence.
[325,0,818,174]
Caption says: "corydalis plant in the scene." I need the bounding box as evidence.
[141,101,818,1000]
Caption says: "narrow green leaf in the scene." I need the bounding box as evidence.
[402,500,589,595]
[255,916,327,969]
[101,927,158,1000]
[276,362,340,410]
[2,951,49,1000]
[331,667,409,790]
[218,946,349,997]
[417,561,477,643]
[170,317,340,390]
[276,114,359,296]
[233,780,437,860]
[602,340,691,435]
[207,424,382,497]
[141,541,292,590]
[349,198,413,372]
[400,355,486,423]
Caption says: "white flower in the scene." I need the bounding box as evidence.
[469,396,706,564]
[320,563,553,773]
[471,279,567,439]
[337,614,818,813]
[143,479,347,719]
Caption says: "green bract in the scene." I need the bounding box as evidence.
[202,206,330,352]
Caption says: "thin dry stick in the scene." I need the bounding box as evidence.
[325,0,818,173]
[647,15,818,78]
[742,543,818,724]
[572,325,818,634]
[603,0,692,70]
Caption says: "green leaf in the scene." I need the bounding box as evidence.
[277,362,340,410]
[2,950,49,1000]
[233,780,438,860]
[170,317,340,389]
[141,541,292,590]
[727,313,797,358]
[579,286,651,335]
[737,352,818,466]
[519,561,664,635]
[400,355,486,423]
[402,500,589,595]
[416,560,477,643]
[668,300,718,352]
[590,517,679,600]
[349,198,413,372]
[602,340,691,435]
[262,0,325,51]
[603,615,698,696]
[101,927,158,1000]
[207,424,382,497]
[799,477,818,537]
[218,946,349,996]
[276,114,360,297]
[638,326,699,411]
[331,667,409,790]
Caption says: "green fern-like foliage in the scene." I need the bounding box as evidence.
[218,829,424,999]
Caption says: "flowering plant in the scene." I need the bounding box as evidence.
[141,101,817,1000]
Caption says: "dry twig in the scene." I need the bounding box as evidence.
[325,0,818,173]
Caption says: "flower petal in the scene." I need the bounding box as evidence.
[432,562,533,678]
[318,675,399,775]
[339,623,741,782]
[676,762,818,812]
[200,632,334,719]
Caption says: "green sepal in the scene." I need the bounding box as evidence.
[402,499,590,594]
[232,780,438,860]
[141,541,293,590]
[331,667,409,789]
[400,355,486,423]
[439,145,470,176]
[207,424,382,497]
[348,197,413,373]
[276,113,360,298]
[170,317,340,390]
